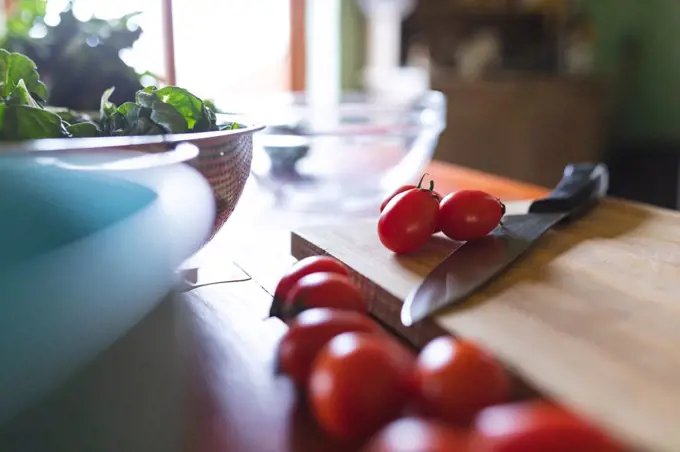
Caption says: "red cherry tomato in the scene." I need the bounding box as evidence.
[308,332,416,440]
[380,184,416,212]
[277,308,384,387]
[282,272,366,320]
[378,189,440,254]
[438,190,505,241]
[471,401,626,452]
[380,185,442,213]
[413,336,511,425]
[362,417,469,452]
[271,256,350,318]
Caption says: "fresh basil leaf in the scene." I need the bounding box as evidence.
[99,86,117,121]
[220,122,241,131]
[0,104,6,130]
[0,49,48,100]
[204,99,221,114]
[6,79,40,108]
[135,90,155,109]
[46,106,93,124]
[193,103,215,132]
[67,121,99,137]
[149,99,188,134]
[129,117,165,136]
[33,81,48,101]
[109,111,130,134]
[106,103,164,136]
[152,86,205,130]
[117,101,140,117]
[2,105,69,140]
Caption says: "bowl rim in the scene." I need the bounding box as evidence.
[0,123,266,154]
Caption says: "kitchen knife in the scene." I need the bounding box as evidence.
[401,162,610,327]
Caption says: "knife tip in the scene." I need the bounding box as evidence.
[400,306,414,328]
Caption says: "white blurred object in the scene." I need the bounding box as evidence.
[363,66,429,105]
[455,30,502,79]
[0,147,214,426]
[306,0,342,126]
[358,0,426,103]
[358,0,417,71]
[565,39,594,75]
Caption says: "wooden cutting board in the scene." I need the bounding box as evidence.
[291,198,680,452]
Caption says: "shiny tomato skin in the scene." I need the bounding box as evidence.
[271,256,350,318]
[413,336,511,425]
[378,189,440,254]
[282,272,366,320]
[308,332,416,440]
[439,190,505,241]
[380,184,416,212]
[277,308,383,387]
[380,185,442,213]
[362,417,469,452]
[471,401,626,452]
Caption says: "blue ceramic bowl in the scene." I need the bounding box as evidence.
[0,144,214,425]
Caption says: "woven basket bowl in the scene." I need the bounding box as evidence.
[3,124,265,240]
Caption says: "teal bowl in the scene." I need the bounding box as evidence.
[0,144,215,425]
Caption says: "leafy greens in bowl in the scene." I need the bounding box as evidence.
[0,49,239,141]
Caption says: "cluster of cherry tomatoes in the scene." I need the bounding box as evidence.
[378,174,506,254]
[271,256,625,451]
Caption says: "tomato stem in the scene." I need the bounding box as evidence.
[428,180,434,192]
[416,173,429,189]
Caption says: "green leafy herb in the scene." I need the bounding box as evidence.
[7,79,41,108]
[99,86,117,123]
[0,52,69,140]
[221,122,242,131]
[0,49,48,100]
[104,102,165,136]
[152,87,203,129]
[46,106,94,125]
[0,50,243,141]
[98,83,240,136]
[1,105,69,140]
[67,121,99,138]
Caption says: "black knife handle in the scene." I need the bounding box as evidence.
[529,163,609,218]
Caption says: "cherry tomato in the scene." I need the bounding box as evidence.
[308,332,416,440]
[380,184,416,213]
[378,189,440,254]
[471,401,626,452]
[380,185,442,213]
[438,190,505,241]
[270,256,350,318]
[277,308,383,387]
[282,272,366,320]
[413,336,511,425]
[362,417,469,452]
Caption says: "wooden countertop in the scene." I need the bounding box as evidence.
[184,161,548,452]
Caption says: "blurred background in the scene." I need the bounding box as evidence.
[2,0,678,210]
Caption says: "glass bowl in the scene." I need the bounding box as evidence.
[250,90,447,214]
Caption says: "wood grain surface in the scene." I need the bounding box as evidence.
[291,198,680,452]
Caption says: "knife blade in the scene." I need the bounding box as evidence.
[400,162,609,327]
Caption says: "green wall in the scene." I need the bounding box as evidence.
[585,0,680,143]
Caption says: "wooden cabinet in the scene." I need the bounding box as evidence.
[431,74,608,188]
[402,0,605,188]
